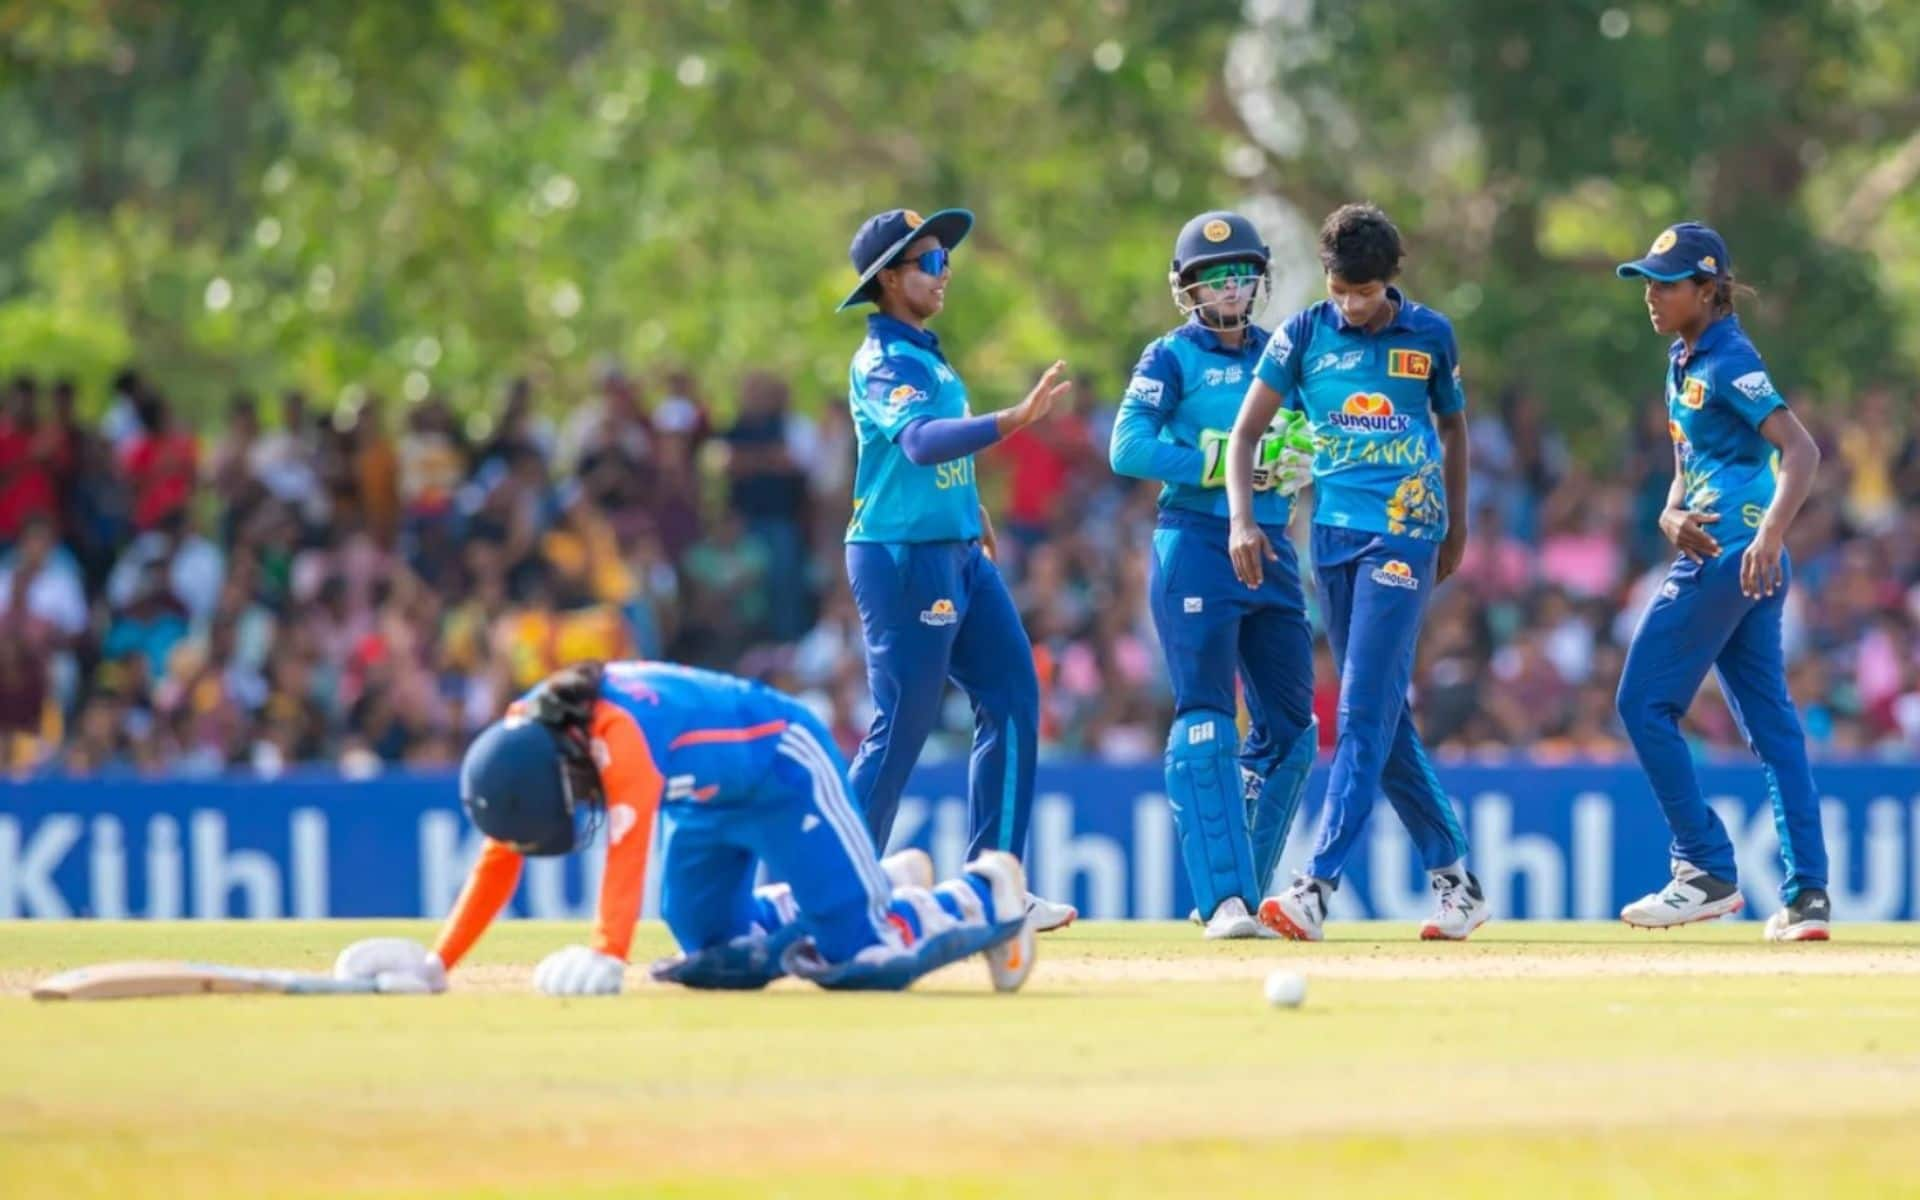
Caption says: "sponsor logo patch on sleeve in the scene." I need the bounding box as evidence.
[1124,374,1166,407]
[886,383,929,410]
[1268,326,1292,362]
[1730,370,1778,402]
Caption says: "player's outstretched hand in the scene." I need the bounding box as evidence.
[1228,516,1277,589]
[534,945,625,997]
[1659,507,1721,562]
[334,937,448,995]
[1008,360,1070,434]
[1740,525,1785,599]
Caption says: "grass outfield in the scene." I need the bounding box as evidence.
[4,921,1920,1198]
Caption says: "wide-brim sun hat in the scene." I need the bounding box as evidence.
[837,207,974,312]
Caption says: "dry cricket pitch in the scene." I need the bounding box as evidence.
[5,920,1920,1198]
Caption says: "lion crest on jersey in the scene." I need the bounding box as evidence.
[1385,461,1447,536]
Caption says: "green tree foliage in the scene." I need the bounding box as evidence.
[1227,0,1920,430]
[0,0,1914,433]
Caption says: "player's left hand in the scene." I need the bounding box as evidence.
[534,945,625,997]
[978,504,998,562]
[1436,523,1468,585]
[1740,526,1785,599]
[1229,516,1277,589]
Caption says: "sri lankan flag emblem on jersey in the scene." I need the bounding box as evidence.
[1387,348,1433,380]
[1680,377,1707,410]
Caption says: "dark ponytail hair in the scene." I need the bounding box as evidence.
[1706,272,1757,317]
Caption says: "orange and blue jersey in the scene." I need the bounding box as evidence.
[433,662,812,970]
[1253,288,1464,542]
[434,659,1022,990]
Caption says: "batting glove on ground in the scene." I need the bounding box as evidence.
[534,945,625,997]
[333,937,448,995]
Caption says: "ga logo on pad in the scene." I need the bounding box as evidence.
[1329,392,1413,434]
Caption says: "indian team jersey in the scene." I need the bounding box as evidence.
[584,661,803,807]
[845,314,982,545]
[1111,319,1294,526]
[1253,289,1464,542]
[1663,314,1785,551]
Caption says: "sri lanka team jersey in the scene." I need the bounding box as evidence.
[845,313,983,545]
[1662,314,1785,551]
[1110,319,1295,527]
[1253,288,1464,542]
[431,661,806,970]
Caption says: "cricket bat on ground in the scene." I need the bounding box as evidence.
[31,961,380,1001]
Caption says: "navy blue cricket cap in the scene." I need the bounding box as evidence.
[1617,221,1731,283]
[836,207,974,312]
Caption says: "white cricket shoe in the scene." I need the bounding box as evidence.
[880,849,935,890]
[1421,868,1491,941]
[1258,876,1329,942]
[1203,897,1279,940]
[968,852,1037,992]
[1621,860,1745,929]
[1025,892,1077,933]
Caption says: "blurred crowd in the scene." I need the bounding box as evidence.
[2,361,1917,777]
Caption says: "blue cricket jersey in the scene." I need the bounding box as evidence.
[1109,319,1295,527]
[1253,288,1464,542]
[1662,314,1785,551]
[845,314,982,544]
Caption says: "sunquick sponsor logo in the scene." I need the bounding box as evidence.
[1370,559,1420,590]
[1329,392,1413,434]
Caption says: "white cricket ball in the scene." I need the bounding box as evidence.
[1263,968,1306,1008]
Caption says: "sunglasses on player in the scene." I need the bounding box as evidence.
[892,247,951,277]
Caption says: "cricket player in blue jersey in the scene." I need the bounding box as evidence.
[836,207,1076,931]
[334,660,1038,995]
[1612,222,1830,942]
[1109,211,1318,940]
[1225,203,1486,942]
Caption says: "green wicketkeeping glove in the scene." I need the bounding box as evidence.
[1199,430,1229,488]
